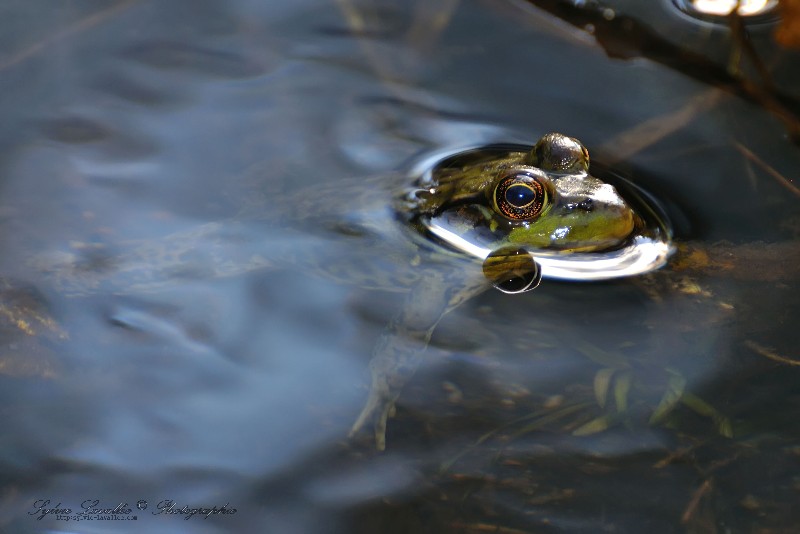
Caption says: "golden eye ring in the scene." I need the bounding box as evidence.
[493,171,548,220]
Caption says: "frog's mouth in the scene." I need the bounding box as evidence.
[405,145,675,282]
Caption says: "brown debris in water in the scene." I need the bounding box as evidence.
[672,241,799,282]
[0,278,65,379]
[777,0,800,48]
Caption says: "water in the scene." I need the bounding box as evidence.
[1,1,798,532]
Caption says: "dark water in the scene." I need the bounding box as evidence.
[1,1,798,532]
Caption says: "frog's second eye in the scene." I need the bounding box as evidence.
[526,132,590,174]
[493,172,548,220]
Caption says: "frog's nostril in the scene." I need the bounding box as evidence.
[566,198,595,212]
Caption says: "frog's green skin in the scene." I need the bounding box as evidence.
[13,133,652,450]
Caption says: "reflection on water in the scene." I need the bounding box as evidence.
[0,0,798,532]
[674,0,779,18]
[482,246,542,294]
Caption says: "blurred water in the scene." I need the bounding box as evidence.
[0,0,798,533]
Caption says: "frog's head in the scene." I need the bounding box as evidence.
[412,133,636,254]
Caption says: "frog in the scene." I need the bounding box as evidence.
[6,133,673,450]
[409,132,635,252]
[401,132,672,282]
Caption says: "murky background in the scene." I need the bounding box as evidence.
[1,0,798,532]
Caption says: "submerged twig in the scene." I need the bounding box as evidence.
[407,0,460,53]
[728,10,774,92]
[335,0,457,93]
[0,0,139,72]
[525,0,800,144]
[672,241,799,282]
[745,340,800,366]
[599,89,722,164]
[733,141,800,198]
[776,0,800,49]
[681,479,713,524]
[727,10,800,141]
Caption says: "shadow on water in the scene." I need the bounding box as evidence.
[0,0,798,532]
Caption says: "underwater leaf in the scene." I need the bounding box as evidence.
[714,416,734,438]
[574,341,630,369]
[682,393,734,437]
[613,371,632,413]
[594,368,616,408]
[512,402,593,437]
[649,370,687,424]
[681,392,716,417]
[572,414,613,436]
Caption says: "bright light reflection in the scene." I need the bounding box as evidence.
[689,0,777,16]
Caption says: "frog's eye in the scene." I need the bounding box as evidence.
[493,172,549,220]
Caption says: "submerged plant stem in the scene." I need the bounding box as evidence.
[733,142,800,198]
[0,0,140,72]
[745,340,800,366]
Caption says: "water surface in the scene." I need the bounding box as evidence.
[1,1,798,532]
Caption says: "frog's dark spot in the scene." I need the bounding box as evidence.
[40,117,112,144]
[73,248,118,274]
[566,198,594,211]
[327,221,369,237]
